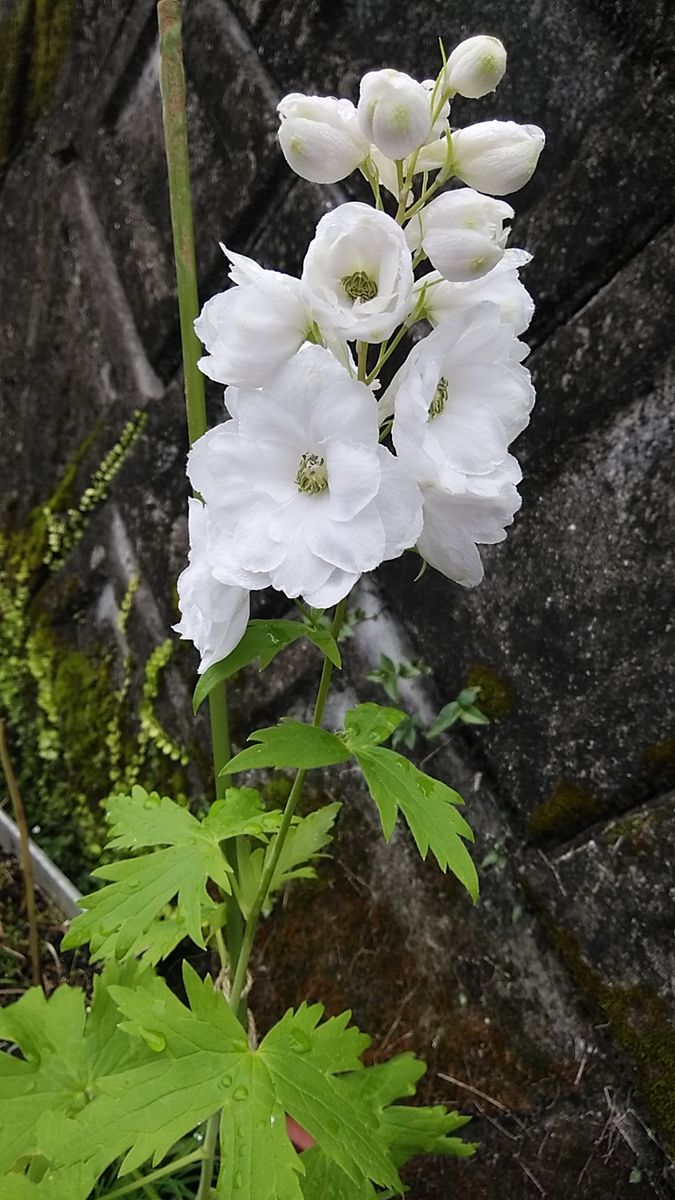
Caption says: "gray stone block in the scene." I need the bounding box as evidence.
[526,792,675,1160]
[383,228,675,840]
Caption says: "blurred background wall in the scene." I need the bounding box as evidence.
[1,1,674,1196]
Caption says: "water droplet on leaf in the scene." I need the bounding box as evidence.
[289,1025,312,1053]
[143,1030,166,1053]
[233,1085,249,1101]
[233,1171,243,1189]
[221,1074,233,1089]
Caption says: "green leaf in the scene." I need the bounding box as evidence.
[225,721,350,774]
[260,1010,400,1191]
[342,703,406,749]
[217,1055,304,1200]
[299,1053,475,1198]
[63,787,279,958]
[193,620,340,713]
[233,805,340,918]
[426,701,462,738]
[0,963,153,1182]
[353,747,478,900]
[365,654,400,701]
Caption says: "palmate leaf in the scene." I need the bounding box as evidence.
[225,721,350,774]
[193,619,341,713]
[17,967,400,1198]
[342,704,478,901]
[217,1055,304,1200]
[234,804,341,918]
[260,1011,399,1191]
[63,786,280,958]
[354,747,478,900]
[299,1053,475,1199]
[0,963,153,1181]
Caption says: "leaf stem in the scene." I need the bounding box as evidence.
[102,1151,206,1199]
[0,720,41,989]
[228,597,347,1014]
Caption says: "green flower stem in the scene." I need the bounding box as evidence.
[367,322,410,387]
[228,597,347,1015]
[357,340,368,383]
[103,1151,206,1200]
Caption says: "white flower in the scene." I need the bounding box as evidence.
[451,120,545,195]
[277,93,369,184]
[174,498,250,673]
[358,69,432,159]
[385,303,534,478]
[187,345,423,608]
[302,202,414,343]
[414,249,534,335]
[415,461,522,586]
[443,36,507,99]
[406,188,513,282]
[194,247,311,387]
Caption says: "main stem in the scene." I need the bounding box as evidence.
[157,8,243,1196]
[229,597,347,1014]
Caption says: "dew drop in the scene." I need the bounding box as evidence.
[126,879,141,892]
[143,792,161,809]
[143,1030,166,1053]
[233,1085,249,1101]
[221,1074,233,1089]
[289,1025,312,1054]
[233,1171,243,1189]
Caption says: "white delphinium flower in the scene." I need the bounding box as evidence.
[451,120,545,195]
[443,35,507,99]
[174,498,250,672]
[277,94,369,184]
[194,247,312,387]
[358,69,432,159]
[385,303,534,478]
[187,345,423,608]
[302,202,414,342]
[414,249,534,335]
[406,189,513,282]
[414,459,522,586]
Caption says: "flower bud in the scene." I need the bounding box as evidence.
[277,93,369,184]
[358,69,432,160]
[443,35,507,99]
[406,188,513,282]
[451,120,545,195]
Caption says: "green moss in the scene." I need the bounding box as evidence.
[527,779,604,844]
[464,663,513,721]
[0,0,75,171]
[541,920,675,1151]
[0,416,194,889]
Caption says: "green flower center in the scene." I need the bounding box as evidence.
[429,377,449,420]
[295,452,329,495]
[341,270,378,302]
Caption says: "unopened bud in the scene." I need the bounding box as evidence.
[277,93,369,184]
[358,69,432,160]
[444,36,507,99]
[451,120,545,195]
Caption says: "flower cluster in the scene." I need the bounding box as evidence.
[176,36,544,671]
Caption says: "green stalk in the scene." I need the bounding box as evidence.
[228,598,347,1013]
[0,720,41,989]
[103,1151,205,1200]
[157,6,243,1195]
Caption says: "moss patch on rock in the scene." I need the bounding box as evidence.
[541,918,675,1152]
[0,414,192,889]
[527,779,604,844]
[464,663,513,721]
[0,0,75,170]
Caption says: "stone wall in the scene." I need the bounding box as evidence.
[1,0,674,1195]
